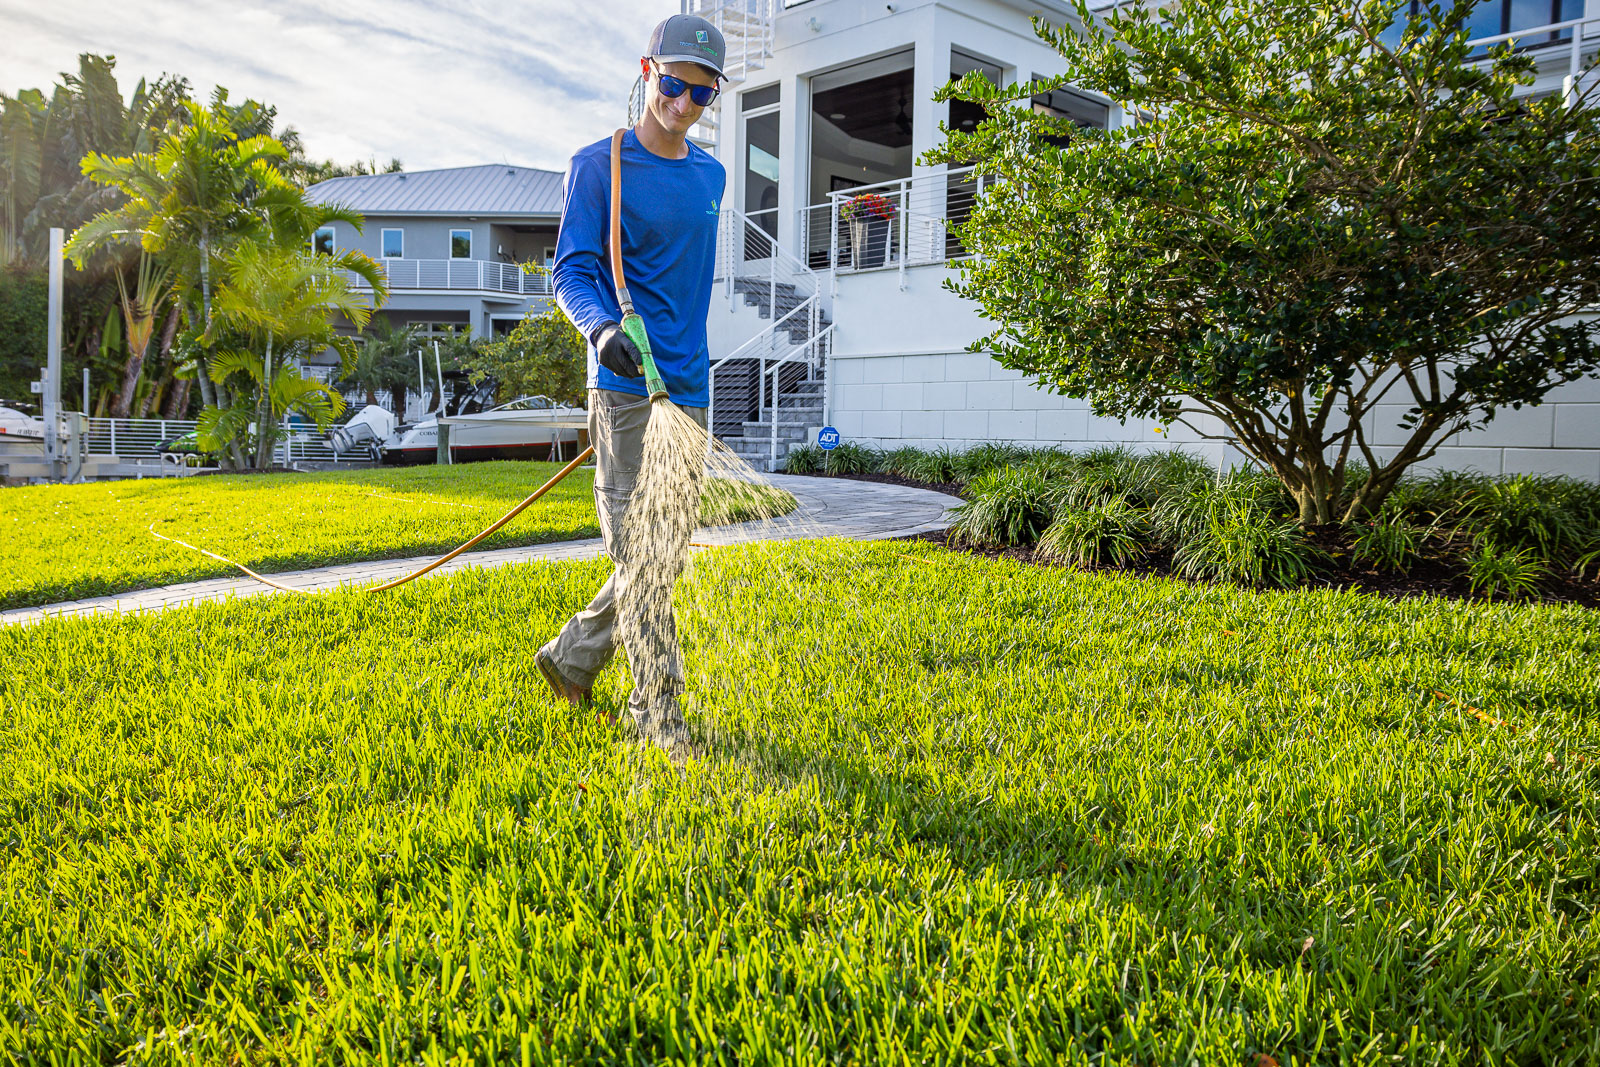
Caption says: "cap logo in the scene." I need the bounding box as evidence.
[695,29,708,43]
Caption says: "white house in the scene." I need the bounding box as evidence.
[684,0,1600,478]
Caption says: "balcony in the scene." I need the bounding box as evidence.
[349,258,554,297]
[798,165,983,278]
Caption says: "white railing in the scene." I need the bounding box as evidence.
[798,165,984,287]
[1465,15,1600,108]
[347,258,554,297]
[708,206,830,471]
[82,417,350,466]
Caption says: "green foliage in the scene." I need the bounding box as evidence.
[950,465,1057,546]
[1037,497,1147,568]
[1351,503,1423,575]
[2,542,1598,1060]
[879,446,926,479]
[899,446,960,483]
[932,0,1600,525]
[823,441,880,475]
[459,305,586,407]
[1154,474,1324,589]
[952,441,1033,481]
[1464,539,1545,598]
[0,265,47,405]
[781,444,824,474]
[1460,475,1592,566]
[1465,541,1548,601]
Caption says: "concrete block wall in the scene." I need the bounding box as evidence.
[826,350,1600,481]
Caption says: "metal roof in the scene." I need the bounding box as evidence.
[304,164,565,217]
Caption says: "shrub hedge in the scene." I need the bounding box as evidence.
[780,439,1600,596]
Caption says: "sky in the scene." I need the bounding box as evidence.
[0,0,678,174]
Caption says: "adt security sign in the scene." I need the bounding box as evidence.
[817,426,840,450]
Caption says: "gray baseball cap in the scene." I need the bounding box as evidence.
[647,14,726,80]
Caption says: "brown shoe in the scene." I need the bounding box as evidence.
[535,648,594,711]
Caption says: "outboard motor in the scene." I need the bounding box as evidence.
[329,404,396,455]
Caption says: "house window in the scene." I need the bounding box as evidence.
[450,229,472,259]
[543,245,557,267]
[381,228,404,258]
[410,321,467,340]
[312,226,335,256]
[1031,86,1109,132]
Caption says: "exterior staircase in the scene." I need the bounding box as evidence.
[723,379,824,468]
[733,278,832,345]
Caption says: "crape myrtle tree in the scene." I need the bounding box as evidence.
[930,0,1600,524]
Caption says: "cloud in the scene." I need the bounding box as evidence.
[0,0,675,172]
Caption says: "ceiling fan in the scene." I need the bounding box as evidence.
[894,92,912,137]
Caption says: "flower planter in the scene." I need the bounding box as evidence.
[849,217,892,269]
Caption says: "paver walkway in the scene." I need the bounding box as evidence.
[1,476,961,628]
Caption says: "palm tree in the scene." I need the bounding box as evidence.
[0,90,45,266]
[348,317,421,416]
[206,239,385,467]
[110,252,170,418]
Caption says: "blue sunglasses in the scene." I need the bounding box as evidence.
[653,63,721,107]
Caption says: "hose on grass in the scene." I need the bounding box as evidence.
[147,444,596,595]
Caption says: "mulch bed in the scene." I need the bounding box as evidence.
[785,469,1600,611]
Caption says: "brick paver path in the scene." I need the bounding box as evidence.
[2,476,960,627]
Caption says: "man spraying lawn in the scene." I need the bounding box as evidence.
[535,15,728,764]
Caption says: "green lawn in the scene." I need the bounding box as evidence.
[0,462,792,611]
[1,541,1595,1063]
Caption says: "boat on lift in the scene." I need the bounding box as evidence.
[329,393,586,465]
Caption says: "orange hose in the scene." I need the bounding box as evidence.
[149,445,596,595]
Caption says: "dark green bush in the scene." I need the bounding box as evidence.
[783,444,824,474]
[903,447,959,483]
[1465,541,1547,600]
[954,442,1034,481]
[1159,474,1324,589]
[950,466,1057,546]
[824,441,881,475]
[1037,498,1148,568]
[1351,504,1423,574]
[879,447,926,479]
[1461,475,1588,566]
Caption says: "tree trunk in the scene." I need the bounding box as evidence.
[138,304,181,418]
[161,377,191,419]
[255,332,274,470]
[111,340,148,421]
[197,228,241,471]
[140,377,165,420]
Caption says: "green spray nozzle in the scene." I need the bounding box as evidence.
[621,313,669,403]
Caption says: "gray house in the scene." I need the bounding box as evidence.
[304,164,564,341]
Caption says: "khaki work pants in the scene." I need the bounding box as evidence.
[541,388,706,729]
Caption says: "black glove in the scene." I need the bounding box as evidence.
[591,320,643,379]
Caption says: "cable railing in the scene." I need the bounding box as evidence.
[345,258,554,296]
[798,165,984,282]
[708,206,830,468]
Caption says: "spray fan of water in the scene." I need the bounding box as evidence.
[614,399,827,766]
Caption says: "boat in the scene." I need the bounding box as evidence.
[0,406,45,439]
[329,394,586,465]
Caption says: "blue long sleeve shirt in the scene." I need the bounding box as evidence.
[553,129,726,408]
